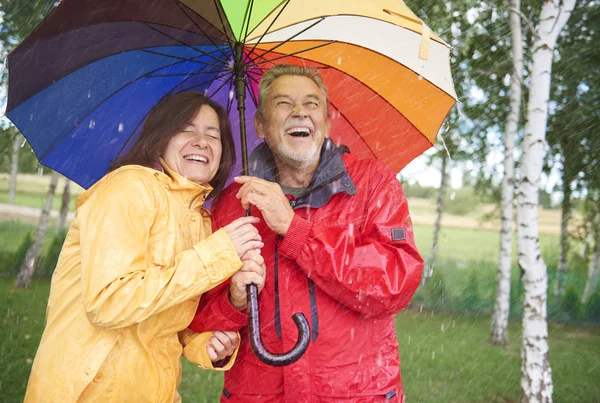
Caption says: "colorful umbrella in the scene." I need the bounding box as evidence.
[6,0,456,189]
[5,0,457,366]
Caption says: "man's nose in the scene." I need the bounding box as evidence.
[292,102,309,117]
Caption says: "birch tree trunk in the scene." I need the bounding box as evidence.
[516,1,576,401]
[15,171,60,289]
[424,153,449,283]
[490,0,523,346]
[9,133,21,204]
[582,214,600,304]
[555,170,572,297]
[57,178,71,232]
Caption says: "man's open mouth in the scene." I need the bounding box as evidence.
[285,127,311,137]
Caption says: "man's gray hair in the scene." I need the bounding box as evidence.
[256,64,329,117]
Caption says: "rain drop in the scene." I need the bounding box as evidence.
[441,344,444,352]
[441,323,445,333]
[418,75,423,80]
[89,119,96,129]
[450,192,456,200]
[417,369,421,378]
[229,89,234,101]
[21,138,27,147]
[337,56,342,65]
[118,122,124,133]
[431,351,435,360]
[408,335,411,345]
[88,90,92,98]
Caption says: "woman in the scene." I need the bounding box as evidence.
[24,92,265,402]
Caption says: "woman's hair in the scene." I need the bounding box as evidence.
[110,92,236,198]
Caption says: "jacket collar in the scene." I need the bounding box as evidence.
[249,138,357,209]
[158,158,212,210]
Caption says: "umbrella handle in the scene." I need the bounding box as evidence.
[246,284,310,366]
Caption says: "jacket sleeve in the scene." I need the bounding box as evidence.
[179,329,240,370]
[188,190,249,333]
[77,170,242,329]
[278,161,424,317]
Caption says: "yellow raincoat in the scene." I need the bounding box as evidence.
[24,162,242,402]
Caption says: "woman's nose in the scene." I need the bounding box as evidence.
[192,134,209,148]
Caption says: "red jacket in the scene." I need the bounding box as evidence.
[190,141,423,402]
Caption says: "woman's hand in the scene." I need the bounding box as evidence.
[229,250,266,311]
[223,216,263,258]
[207,330,239,364]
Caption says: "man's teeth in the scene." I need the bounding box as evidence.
[286,127,311,137]
[185,156,208,162]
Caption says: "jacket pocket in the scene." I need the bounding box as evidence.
[73,333,120,401]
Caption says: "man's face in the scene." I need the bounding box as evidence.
[255,75,330,169]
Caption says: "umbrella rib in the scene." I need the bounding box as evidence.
[247,17,327,63]
[173,0,231,61]
[213,0,235,53]
[241,0,255,43]
[168,69,233,94]
[330,104,378,160]
[244,79,259,107]
[147,70,225,78]
[143,22,228,65]
[226,75,236,113]
[252,41,335,66]
[37,57,220,162]
[140,49,226,69]
[245,0,291,58]
[207,71,235,99]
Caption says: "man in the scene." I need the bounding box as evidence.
[189,64,423,402]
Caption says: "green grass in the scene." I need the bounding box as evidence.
[0,190,77,211]
[398,310,600,402]
[0,221,38,254]
[1,280,598,403]
[0,280,50,402]
[413,224,560,266]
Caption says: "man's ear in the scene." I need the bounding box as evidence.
[254,115,265,139]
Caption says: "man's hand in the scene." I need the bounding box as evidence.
[234,176,294,235]
[207,330,239,363]
[229,249,266,311]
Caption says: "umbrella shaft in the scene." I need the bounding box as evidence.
[234,42,248,176]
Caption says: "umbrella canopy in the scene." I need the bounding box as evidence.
[6,0,456,189]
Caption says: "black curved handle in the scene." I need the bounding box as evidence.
[246,284,310,366]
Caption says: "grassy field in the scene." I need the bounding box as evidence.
[1,280,598,403]
[0,173,82,212]
[1,175,597,402]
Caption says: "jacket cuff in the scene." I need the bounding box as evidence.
[207,334,241,371]
[194,228,242,283]
[279,215,312,261]
[218,288,248,325]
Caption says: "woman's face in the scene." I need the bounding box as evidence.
[162,105,223,184]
